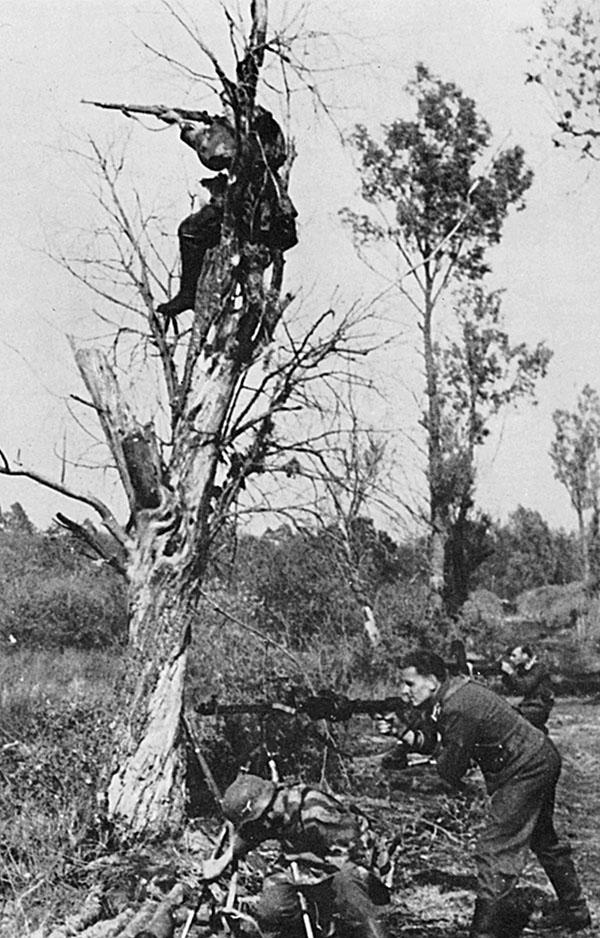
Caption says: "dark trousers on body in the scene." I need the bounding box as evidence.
[254,863,388,938]
[475,738,586,913]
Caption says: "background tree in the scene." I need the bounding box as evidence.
[342,63,535,612]
[0,504,127,649]
[474,505,580,600]
[524,1,600,158]
[438,284,551,614]
[551,384,600,592]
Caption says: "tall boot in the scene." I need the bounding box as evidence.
[157,235,205,324]
[536,851,591,931]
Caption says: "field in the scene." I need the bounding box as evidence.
[0,651,598,937]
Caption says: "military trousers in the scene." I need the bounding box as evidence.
[475,737,577,901]
[254,863,389,938]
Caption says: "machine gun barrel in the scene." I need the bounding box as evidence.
[470,660,503,678]
[196,700,297,717]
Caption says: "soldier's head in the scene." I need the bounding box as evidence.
[221,773,277,829]
[399,651,447,707]
[509,645,533,667]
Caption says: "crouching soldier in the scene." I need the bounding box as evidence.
[397,650,591,938]
[500,644,554,733]
[157,106,297,329]
[197,773,391,938]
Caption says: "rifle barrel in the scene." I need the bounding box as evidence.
[81,100,213,123]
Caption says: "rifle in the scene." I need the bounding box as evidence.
[81,99,213,125]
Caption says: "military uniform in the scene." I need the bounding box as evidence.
[501,658,554,732]
[426,675,589,936]
[158,107,297,325]
[219,774,390,938]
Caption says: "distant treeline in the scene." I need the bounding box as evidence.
[0,501,586,658]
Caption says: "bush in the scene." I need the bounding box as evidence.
[0,517,127,649]
[516,582,584,631]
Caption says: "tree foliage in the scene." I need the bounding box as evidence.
[343,63,533,280]
[342,66,540,614]
[551,384,600,590]
[525,1,600,158]
[475,506,581,600]
[0,504,127,648]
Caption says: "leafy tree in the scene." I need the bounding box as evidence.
[524,1,600,158]
[342,64,536,612]
[437,285,552,613]
[475,506,581,600]
[551,384,600,590]
[0,514,127,648]
[0,501,35,534]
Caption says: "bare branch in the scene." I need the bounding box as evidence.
[0,449,127,546]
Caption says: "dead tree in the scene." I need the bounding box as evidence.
[83,4,284,836]
[1,2,283,838]
[0,2,379,839]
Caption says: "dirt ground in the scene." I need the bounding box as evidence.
[364,698,600,936]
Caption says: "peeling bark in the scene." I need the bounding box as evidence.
[107,646,188,835]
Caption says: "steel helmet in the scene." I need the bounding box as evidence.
[221,774,276,826]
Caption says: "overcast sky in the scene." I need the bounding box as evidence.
[1,0,599,535]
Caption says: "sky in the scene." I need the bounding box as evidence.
[1,0,600,536]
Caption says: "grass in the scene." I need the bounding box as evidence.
[0,650,124,935]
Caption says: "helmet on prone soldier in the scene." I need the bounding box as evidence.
[221,774,276,827]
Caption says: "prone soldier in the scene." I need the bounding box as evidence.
[197,773,391,938]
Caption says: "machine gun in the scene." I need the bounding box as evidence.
[469,658,505,679]
[195,690,409,724]
[195,641,474,725]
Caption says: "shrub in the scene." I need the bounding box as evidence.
[516,582,584,631]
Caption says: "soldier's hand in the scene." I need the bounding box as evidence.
[158,108,184,125]
[374,712,397,736]
[500,659,514,675]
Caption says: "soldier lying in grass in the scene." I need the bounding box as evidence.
[197,773,391,938]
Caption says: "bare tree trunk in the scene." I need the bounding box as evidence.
[578,508,589,586]
[422,272,446,612]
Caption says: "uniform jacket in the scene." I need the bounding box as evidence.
[501,659,554,730]
[431,675,548,792]
[260,784,391,885]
